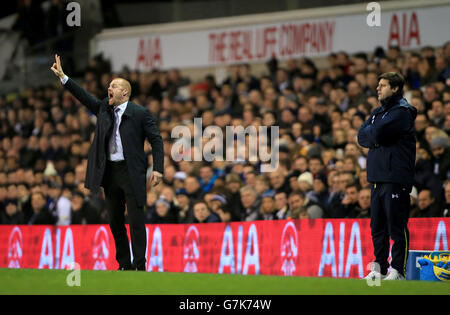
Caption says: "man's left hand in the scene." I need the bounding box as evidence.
[150,171,163,186]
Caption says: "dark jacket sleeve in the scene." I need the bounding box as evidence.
[142,108,164,174]
[64,78,103,115]
[358,107,413,147]
[372,107,413,145]
[357,118,376,149]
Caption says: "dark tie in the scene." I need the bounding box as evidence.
[110,107,120,154]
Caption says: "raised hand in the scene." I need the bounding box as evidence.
[50,54,65,79]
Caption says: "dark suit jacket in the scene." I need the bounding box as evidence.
[28,207,55,225]
[64,78,164,206]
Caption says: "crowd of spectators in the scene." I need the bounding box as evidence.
[1,41,450,225]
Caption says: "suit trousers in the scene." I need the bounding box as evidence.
[370,182,410,276]
[104,160,147,269]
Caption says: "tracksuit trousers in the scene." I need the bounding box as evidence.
[370,182,411,276]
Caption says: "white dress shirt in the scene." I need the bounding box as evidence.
[61,75,69,84]
[108,102,127,161]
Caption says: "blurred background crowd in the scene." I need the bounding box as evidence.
[1,33,450,225]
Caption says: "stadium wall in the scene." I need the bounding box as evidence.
[1,218,448,279]
[90,0,450,82]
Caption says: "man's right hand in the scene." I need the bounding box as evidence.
[50,54,65,79]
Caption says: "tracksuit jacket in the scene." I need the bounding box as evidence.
[358,93,417,185]
[357,92,417,276]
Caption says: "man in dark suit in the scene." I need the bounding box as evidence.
[51,54,164,271]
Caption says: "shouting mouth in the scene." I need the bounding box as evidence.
[108,92,114,104]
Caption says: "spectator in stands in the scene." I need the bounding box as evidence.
[192,200,221,223]
[147,198,178,224]
[444,111,450,136]
[353,187,371,218]
[342,183,362,218]
[47,182,71,225]
[215,205,232,223]
[295,209,310,219]
[297,171,315,201]
[29,191,54,225]
[239,185,261,221]
[358,169,369,189]
[1,199,24,225]
[423,84,440,109]
[0,185,6,212]
[415,140,441,195]
[327,171,354,218]
[274,191,289,220]
[257,195,277,220]
[290,190,323,219]
[344,142,366,170]
[78,182,108,223]
[210,194,227,213]
[174,189,192,223]
[430,100,446,128]
[144,190,157,222]
[308,156,326,178]
[198,164,218,194]
[269,168,290,195]
[347,80,367,109]
[184,175,204,200]
[70,191,101,224]
[20,136,41,169]
[429,136,450,183]
[239,64,260,91]
[254,175,272,197]
[343,155,361,178]
[285,170,300,194]
[16,183,32,222]
[411,189,442,217]
[310,174,329,211]
[443,181,450,217]
[415,114,429,146]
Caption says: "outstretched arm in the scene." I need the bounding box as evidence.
[50,54,102,115]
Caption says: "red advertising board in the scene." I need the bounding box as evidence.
[1,218,448,278]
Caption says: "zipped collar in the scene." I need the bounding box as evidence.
[380,92,403,111]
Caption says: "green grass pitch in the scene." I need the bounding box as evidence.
[0,268,449,295]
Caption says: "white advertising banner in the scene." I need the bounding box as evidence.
[95,4,450,72]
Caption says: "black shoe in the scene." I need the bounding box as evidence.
[132,263,146,271]
[118,265,132,271]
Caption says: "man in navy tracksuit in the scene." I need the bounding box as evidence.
[358,72,417,280]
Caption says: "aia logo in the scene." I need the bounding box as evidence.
[8,227,23,268]
[92,226,110,270]
[183,226,200,273]
[280,222,298,276]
